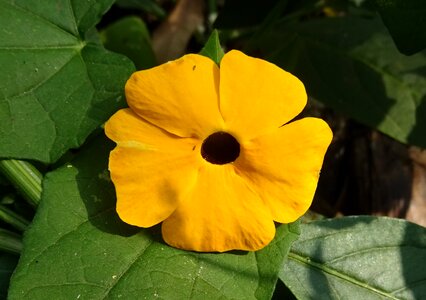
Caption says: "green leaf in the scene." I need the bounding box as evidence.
[280,216,426,299]
[0,0,135,163]
[101,16,157,70]
[200,30,225,65]
[116,0,166,18]
[375,0,426,55]
[8,135,300,299]
[214,0,281,29]
[262,16,426,148]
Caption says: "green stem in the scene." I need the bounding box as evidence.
[0,203,30,232]
[0,159,42,207]
[0,228,22,255]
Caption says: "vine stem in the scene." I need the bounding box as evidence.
[0,159,42,207]
[0,228,23,255]
[0,202,30,232]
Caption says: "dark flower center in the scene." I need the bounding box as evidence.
[201,132,240,165]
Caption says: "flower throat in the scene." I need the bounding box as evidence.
[201,132,240,165]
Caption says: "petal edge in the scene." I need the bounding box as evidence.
[126,54,225,139]
[235,117,333,223]
[220,50,307,141]
[162,164,276,252]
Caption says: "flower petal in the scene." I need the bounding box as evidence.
[105,109,200,227]
[235,118,333,223]
[220,50,307,140]
[161,164,275,252]
[105,108,184,148]
[125,54,225,139]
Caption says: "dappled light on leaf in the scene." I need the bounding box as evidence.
[0,0,134,162]
[281,217,426,299]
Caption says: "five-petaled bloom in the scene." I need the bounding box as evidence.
[105,50,332,252]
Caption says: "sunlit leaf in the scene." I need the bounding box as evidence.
[8,135,300,299]
[280,216,426,299]
[0,0,134,163]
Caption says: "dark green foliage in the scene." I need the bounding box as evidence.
[259,16,426,148]
[101,16,157,70]
[376,0,426,55]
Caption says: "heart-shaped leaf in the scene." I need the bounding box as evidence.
[8,135,300,299]
[0,0,134,163]
[261,16,426,148]
[280,216,426,299]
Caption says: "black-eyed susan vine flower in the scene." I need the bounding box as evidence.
[105,50,332,252]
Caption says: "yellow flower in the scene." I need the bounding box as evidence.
[105,50,332,252]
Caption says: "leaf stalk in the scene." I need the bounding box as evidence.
[0,159,42,207]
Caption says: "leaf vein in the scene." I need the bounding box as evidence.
[288,252,400,299]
